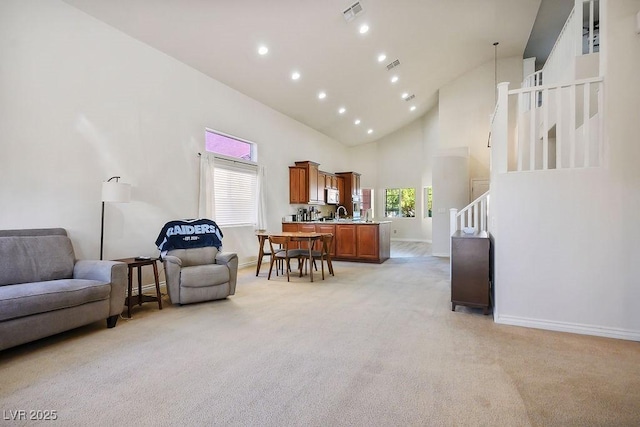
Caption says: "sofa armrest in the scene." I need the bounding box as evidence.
[74,260,127,317]
[162,255,182,304]
[215,252,238,295]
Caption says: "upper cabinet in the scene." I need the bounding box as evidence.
[289,163,361,206]
[336,172,361,198]
[289,166,307,204]
[290,161,322,204]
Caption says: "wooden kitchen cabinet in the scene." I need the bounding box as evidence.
[315,224,336,256]
[337,172,361,198]
[281,221,389,263]
[317,171,327,203]
[356,225,379,259]
[337,177,345,205]
[335,224,357,258]
[297,223,317,249]
[289,167,307,204]
[290,161,321,204]
[451,230,491,314]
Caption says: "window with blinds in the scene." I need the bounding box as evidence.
[205,129,258,227]
[213,159,257,226]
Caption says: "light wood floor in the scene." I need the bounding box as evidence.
[390,240,433,258]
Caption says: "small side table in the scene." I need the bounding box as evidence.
[115,257,162,318]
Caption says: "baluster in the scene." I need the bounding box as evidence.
[569,84,576,168]
[556,85,563,168]
[584,82,591,167]
[449,208,458,236]
[517,92,524,171]
[473,204,478,230]
[542,88,549,170]
[597,83,603,167]
[530,88,536,171]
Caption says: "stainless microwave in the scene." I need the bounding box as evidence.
[326,188,339,205]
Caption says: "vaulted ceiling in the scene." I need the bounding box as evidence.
[63,0,542,146]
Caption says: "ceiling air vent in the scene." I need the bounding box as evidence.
[343,2,364,22]
[386,59,400,71]
[404,94,415,101]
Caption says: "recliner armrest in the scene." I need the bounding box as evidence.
[215,252,237,265]
[215,252,238,295]
[163,255,182,267]
[162,255,182,305]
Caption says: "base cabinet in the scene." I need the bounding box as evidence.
[356,225,378,259]
[335,225,357,258]
[451,230,491,314]
[281,222,389,263]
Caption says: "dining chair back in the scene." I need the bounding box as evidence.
[267,235,303,281]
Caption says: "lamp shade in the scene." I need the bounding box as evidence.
[101,181,131,203]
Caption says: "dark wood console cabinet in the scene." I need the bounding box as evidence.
[451,230,491,314]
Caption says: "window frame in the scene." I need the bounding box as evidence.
[204,129,259,227]
[384,187,416,218]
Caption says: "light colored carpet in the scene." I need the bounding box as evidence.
[1,255,639,426]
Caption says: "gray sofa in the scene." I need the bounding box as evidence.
[163,246,238,305]
[0,228,127,351]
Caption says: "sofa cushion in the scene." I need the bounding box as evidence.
[0,235,75,286]
[0,279,110,322]
[180,264,229,288]
[167,246,219,267]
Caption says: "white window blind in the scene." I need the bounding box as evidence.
[213,157,257,226]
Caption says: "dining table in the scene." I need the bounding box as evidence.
[255,231,332,282]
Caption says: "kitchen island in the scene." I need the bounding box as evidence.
[282,220,390,263]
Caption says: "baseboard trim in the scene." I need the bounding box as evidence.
[495,314,640,342]
[390,238,431,243]
[432,252,450,258]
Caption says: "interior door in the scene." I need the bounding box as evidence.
[471,179,490,202]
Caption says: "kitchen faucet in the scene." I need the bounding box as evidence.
[336,205,347,219]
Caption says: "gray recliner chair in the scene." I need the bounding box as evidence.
[162,246,238,305]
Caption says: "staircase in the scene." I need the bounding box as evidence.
[450,0,602,238]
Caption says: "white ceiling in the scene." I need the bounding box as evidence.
[63,0,541,146]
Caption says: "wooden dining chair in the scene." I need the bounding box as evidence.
[300,234,334,280]
[267,235,303,281]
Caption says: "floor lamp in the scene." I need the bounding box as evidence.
[101,176,131,260]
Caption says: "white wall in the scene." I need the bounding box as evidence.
[0,0,349,268]
[433,56,523,254]
[439,56,522,180]
[492,0,640,340]
[431,148,469,257]
[348,106,438,242]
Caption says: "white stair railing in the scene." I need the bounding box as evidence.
[509,76,603,172]
[522,0,599,91]
[449,190,490,236]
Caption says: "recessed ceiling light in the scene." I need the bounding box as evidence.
[377,54,387,62]
[401,92,409,99]
[359,24,369,34]
[391,76,399,83]
[410,106,416,111]
[354,119,361,125]
[338,107,346,114]
[367,129,373,134]
[291,71,300,80]
[258,46,269,55]
[318,91,327,100]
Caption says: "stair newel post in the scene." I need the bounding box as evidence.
[450,208,458,237]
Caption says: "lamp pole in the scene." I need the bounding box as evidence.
[100,176,121,260]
